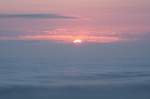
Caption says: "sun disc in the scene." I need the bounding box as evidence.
[73,39,82,44]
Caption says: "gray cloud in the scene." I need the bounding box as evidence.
[0,13,77,19]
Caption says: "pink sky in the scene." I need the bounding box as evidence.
[0,0,150,43]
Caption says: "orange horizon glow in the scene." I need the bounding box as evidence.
[0,34,121,44]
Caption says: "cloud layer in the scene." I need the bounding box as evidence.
[0,13,77,19]
[0,28,149,43]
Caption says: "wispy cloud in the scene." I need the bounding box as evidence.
[0,13,77,19]
[0,28,149,43]
[0,33,121,43]
[0,35,120,43]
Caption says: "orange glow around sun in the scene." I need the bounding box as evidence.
[14,34,120,44]
[0,30,121,44]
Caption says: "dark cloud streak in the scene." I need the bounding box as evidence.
[0,13,77,19]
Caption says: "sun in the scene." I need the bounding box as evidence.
[73,39,82,44]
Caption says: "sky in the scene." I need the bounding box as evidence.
[0,0,150,43]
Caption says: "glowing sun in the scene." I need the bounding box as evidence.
[73,39,82,44]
